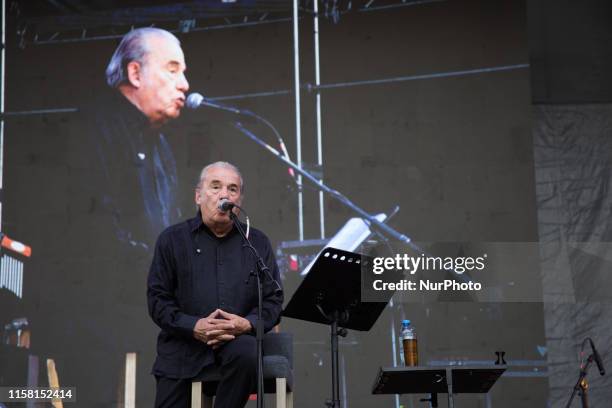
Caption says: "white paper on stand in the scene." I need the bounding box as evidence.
[300,213,387,276]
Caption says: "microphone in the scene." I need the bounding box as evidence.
[185,93,205,109]
[218,199,235,212]
[588,338,606,376]
[186,93,240,114]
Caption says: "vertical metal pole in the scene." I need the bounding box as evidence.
[27,355,40,408]
[18,260,22,298]
[292,0,304,241]
[331,318,340,407]
[446,367,454,408]
[0,0,5,231]
[340,353,347,408]
[313,0,325,239]
[256,267,264,408]
[9,256,13,293]
[389,299,401,408]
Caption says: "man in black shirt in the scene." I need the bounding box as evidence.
[92,27,190,248]
[147,161,283,408]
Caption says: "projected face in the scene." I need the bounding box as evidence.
[195,165,243,233]
[131,34,189,126]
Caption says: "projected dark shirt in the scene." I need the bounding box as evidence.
[91,89,182,249]
[147,211,283,378]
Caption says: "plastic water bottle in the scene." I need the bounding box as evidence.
[399,319,418,366]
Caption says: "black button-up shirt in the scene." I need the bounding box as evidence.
[147,211,283,378]
[88,88,183,249]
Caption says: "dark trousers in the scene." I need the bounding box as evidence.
[154,335,257,408]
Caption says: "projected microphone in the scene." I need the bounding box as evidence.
[589,338,606,376]
[186,93,297,182]
[218,199,235,212]
[186,93,205,109]
[186,93,240,114]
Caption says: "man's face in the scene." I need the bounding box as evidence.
[133,35,189,125]
[195,166,243,229]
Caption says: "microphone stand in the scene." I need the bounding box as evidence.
[232,122,475,283]
[232,122,413,247]
[565,355,593,408]
[228,209,279,408]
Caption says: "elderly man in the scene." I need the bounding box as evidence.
[147,161,283,408]
[91,27,190,248]
[106,27,189,127]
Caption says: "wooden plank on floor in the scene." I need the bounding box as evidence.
[46,358,63,408]
[124,352,137,408]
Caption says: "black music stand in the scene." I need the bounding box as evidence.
[372,365,506,407]
[283,247,392,408]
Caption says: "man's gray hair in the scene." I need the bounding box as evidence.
[197,161,244,193]
[105,27,180,88]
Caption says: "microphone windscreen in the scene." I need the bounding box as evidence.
[186,93,204,109]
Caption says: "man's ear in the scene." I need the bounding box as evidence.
[126,61,142,88]
[195,189,201,205]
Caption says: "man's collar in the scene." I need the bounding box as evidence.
[189,210,244,239]
[189,211,205,232]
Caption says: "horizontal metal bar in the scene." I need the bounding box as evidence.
[210,63,530,101]
[360,0,446,12]
[315,64,530,90]
[1,108,78,117]
[33,17,292,45]
[502,371,549,378]
[3,63,529,116]
[211,89,292,101]
[188,17,293,33]
[427,359,548,367]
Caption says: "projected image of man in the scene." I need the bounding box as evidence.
[91,27,191,247]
